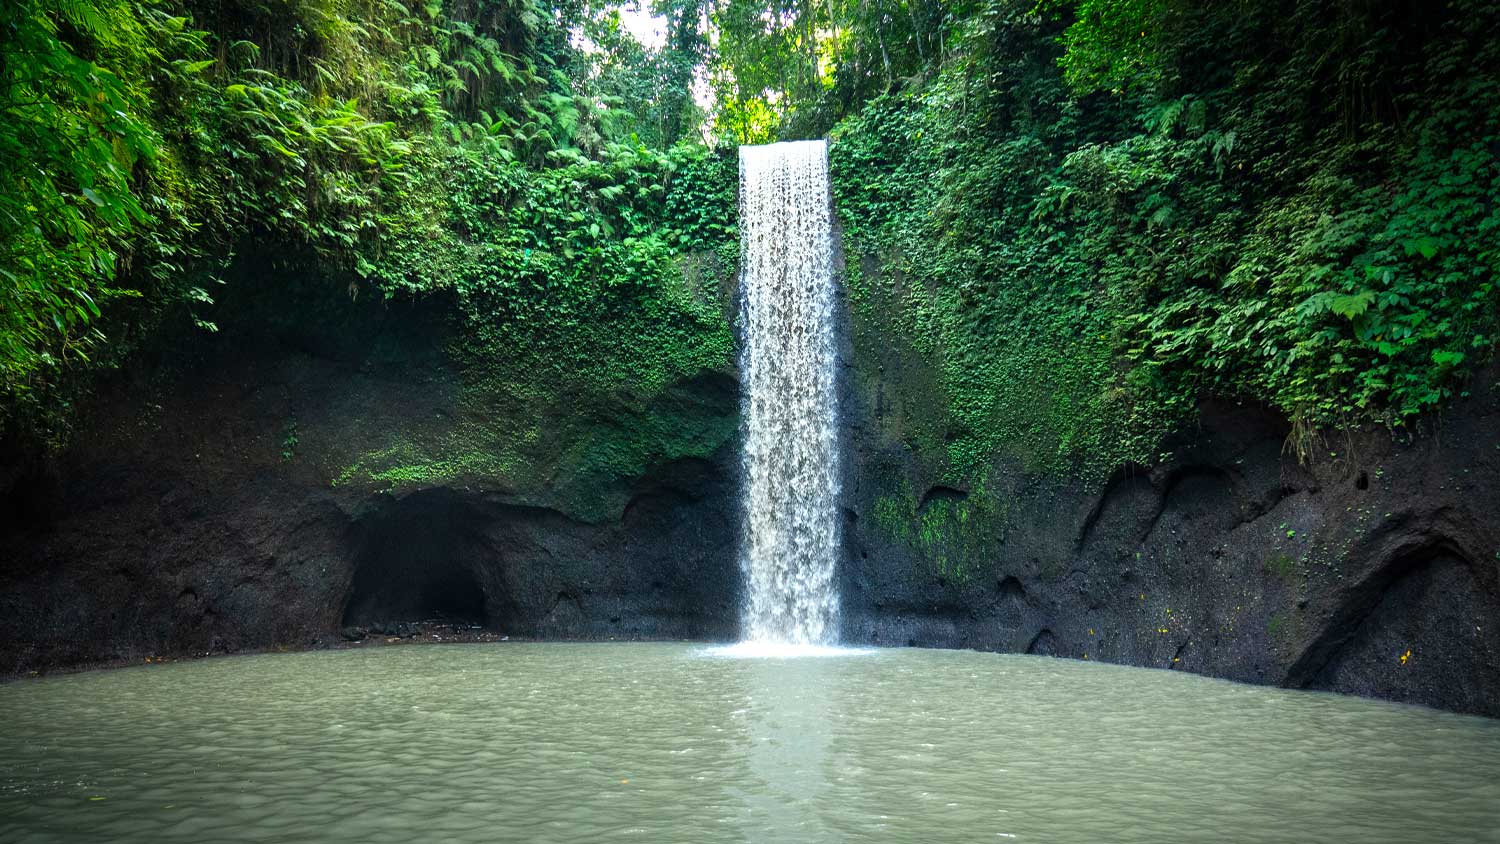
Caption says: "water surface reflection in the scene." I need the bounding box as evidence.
[0,643,1496,843]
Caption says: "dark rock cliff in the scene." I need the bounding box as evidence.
[0,282,742,673]
[2,265,1497,719]
[838,347,1500,717]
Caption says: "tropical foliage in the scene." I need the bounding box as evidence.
[0,0,720,445]
[821,0,1500,475]
[3,0,1497,480]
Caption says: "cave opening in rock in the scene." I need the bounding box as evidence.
[342,490,490,628]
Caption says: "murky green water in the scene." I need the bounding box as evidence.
[2,643,1498,843]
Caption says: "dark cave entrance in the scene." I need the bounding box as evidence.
[342,489,490,628]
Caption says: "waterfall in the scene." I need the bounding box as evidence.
[736,140,841,646]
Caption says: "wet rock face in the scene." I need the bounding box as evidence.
[0,302,742,675]
[2,269,1497,719]
[837,370,1500,717]
[1297,550,1500,714]
[0,446,741,675]
[5,342,1499,720]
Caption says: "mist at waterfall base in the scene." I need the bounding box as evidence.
[726,140,857,659]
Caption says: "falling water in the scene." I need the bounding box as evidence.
[737,140,841,645]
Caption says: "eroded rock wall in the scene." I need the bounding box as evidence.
[2,257,1497,719]
[838,350,1500,716]
[0,283,742,673]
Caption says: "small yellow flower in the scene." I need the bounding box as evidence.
[1399,649,1412,666]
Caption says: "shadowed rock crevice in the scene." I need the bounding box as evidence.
[1075,463,1152,552]
[997,575,1026,600]
[918,485,968,512]
[341,489,493,628]
[619,455,722,520]
[1026,628,1056,656]
[1288,535,1500,713]
[1154,466,1239,533]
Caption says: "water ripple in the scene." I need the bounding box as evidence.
[0,643,1497,843]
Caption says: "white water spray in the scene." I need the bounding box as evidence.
[736,140,841,646]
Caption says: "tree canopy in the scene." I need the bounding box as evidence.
[3,0,1497,475]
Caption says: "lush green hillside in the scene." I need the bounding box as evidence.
[824,1,1499,483]
[1,0,734,453]
[4,0,1498,487]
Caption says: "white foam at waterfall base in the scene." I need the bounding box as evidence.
[702,642,873,659]
[736,139,842,647]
